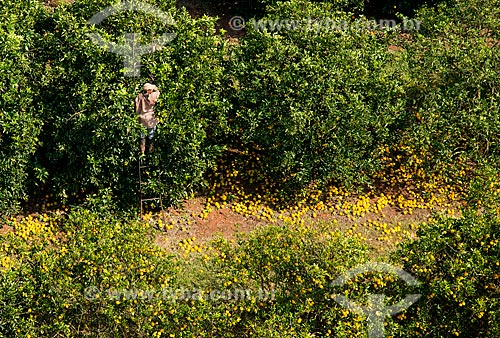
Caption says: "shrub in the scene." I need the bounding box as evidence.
[0,208,177,336]
[0,0,45,214]
[201,222,373,336]
[226,1,409,190]
[391,174,500,337]
[257,0,364,13]
[221,0,500,194]
[30,0,231,206]
[399,0,500,167]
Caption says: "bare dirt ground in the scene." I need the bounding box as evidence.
[153,197,263,251]
[151,193,461,256]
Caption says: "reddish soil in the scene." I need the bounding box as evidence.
[153,197,264,250]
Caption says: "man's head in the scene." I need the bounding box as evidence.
[143,83,155,94]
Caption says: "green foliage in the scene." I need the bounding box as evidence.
[257,0,364,13]
[364,0,445,18]
[29,1,231,206]
[392,176,500,337]
[3,215,412,337]
[143,11,232,203]
[0,0,234,212]
[0,209,177,336]
[203,222,372,336]
[1,0,499,212]
[0,0,45,214]
[2,0,500,336]
[226,1,409,189]
[218,0,500,193]
[399,0,500,165]
[1,206,499,337]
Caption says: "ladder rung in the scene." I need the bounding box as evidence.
[138,160,164,217]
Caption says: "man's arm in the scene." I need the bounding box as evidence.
[134,95,141,115]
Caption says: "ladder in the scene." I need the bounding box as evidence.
[138,159,166,223]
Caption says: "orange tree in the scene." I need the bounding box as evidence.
[390,170,500,337]
[31,0,231,206]
[0,206,180,337]
[0,0,46,214]
[2,0,499,212]
[256,0,364,12]
[223,0,500,192]
[397,0,500,173]
[225,0,410,190]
